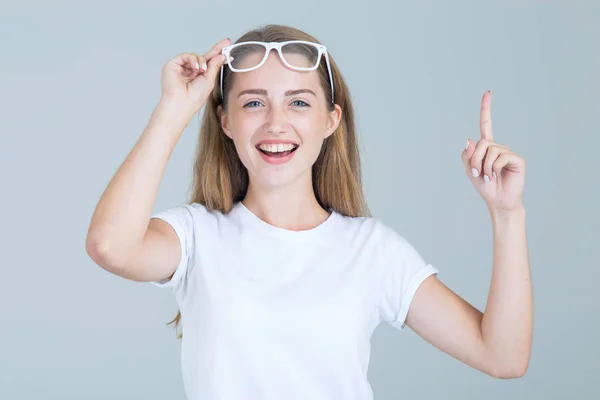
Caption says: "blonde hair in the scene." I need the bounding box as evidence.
[166,24,370,338]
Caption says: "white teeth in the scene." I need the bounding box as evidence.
[258,143,297,153]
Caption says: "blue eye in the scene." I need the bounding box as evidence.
[292,100,309,107]
[243,101,262,108]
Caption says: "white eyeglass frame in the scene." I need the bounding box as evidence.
[219,40,335,104]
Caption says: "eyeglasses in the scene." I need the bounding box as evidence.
[219,40,335,103]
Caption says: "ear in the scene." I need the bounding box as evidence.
[218,105,233,139]
[324,104,342,139]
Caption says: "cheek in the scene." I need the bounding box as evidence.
[227,117,263,165]
[296,115,328,144]
[228,114,260,141]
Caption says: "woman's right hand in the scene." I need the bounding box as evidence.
[160,38,231,113]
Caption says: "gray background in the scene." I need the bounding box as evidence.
[1,0,598,399]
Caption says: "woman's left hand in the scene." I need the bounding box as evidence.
[462,91,526,213]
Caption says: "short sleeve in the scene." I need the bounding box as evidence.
[376,225,439,330]
[150,203,197,289]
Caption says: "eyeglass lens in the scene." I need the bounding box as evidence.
[228,43,320,71]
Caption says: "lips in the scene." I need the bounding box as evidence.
[256,142,298,152]
[255,140,299,165]
[255,139,300,147]
[255,139,299,155]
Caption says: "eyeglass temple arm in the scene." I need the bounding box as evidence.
[324,52,334,104]
[220,65,224,99]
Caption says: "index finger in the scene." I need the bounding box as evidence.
[480,90,493,140]
[203,37,231,60]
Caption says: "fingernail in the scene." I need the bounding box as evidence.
[465,140,469,150]
[493,171,497,179]
[195,61,200,70]
[202,62,207,71]
[471,168,479,178]
[484,175,490,182]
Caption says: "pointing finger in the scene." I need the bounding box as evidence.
[480,90,493,140]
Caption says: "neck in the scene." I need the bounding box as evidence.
[242,177,330,232]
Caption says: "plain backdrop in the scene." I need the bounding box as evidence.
[1,1,598,399]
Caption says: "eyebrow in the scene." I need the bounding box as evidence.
[237,89,317,98]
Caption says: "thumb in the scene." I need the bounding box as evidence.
[205,54,226,81]
[462,139,474,177]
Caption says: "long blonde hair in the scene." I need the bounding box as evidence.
[166,24,370,338]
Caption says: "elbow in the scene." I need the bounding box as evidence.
[488,358,530,379]
[85,233,129,274]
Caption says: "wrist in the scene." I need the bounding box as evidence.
[489,205,526,225]
[157,96,201,120]
[152,97,198,131]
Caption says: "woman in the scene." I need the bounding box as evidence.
[86,24,532,399]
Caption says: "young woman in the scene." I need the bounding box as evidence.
[86,24,532,399]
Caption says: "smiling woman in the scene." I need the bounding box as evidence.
[218,46,342,187]
[86,23,532,400]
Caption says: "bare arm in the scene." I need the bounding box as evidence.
[85,99,195,280]
[481,208,532,375]
[405,91,532,379]
[406,208,532,379]
[85,42,229,282]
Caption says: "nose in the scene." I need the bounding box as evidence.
[265,106,288,135]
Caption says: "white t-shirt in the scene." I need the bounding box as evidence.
[151,201,438,400]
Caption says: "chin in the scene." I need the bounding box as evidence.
[250,169,306,190]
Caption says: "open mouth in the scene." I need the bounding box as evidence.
[256,143,299,158]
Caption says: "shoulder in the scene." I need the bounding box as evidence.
[332,213,415,254]
[152,202,215,220]
[333,212,407,240]
[150,202,228,233]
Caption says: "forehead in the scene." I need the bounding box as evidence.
[230,51,322,94]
